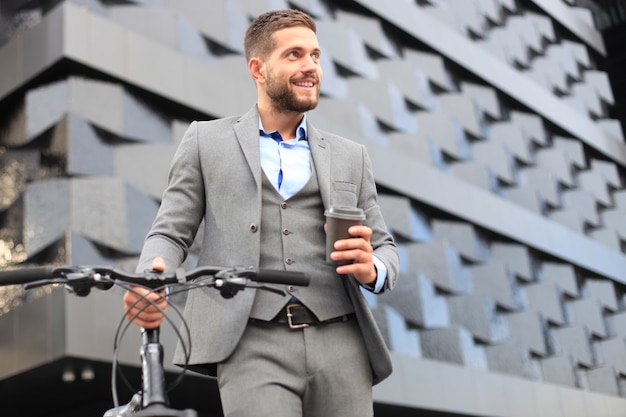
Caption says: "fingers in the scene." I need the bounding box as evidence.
[151,256,166,272]
[123,285,168,329]
[123,257,167,328]
[331,225,373,256]
[330,225,377,285]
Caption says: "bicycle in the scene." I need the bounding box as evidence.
[0,264,309,417]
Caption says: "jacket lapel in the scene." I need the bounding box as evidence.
[233,106,263,190]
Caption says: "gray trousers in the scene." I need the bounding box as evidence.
[216,317,374,417]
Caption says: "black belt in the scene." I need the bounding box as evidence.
[253,303,355,329]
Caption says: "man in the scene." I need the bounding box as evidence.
[124,9,399,417]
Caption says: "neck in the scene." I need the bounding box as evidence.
[258,103,304,140]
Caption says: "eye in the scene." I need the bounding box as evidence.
[311,52,320,61]
[287,50,299,58]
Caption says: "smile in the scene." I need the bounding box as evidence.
[294,81,315,88]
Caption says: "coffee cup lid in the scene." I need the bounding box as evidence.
[324,206,366,220]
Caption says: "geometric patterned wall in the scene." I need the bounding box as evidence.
[1,0,626,415]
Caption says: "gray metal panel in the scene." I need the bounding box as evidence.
[69,178,158,254]
[541,354,579,387]
[451,162,493,192]
[403,241,473,294]
[491,242,535,282]
[65,112,113,176]
[23,179,69,257]
[346,78,417,133]
[377,305,421,357]
[553,325,595,368]
[25,78,68,140]
[471,141,515,184]
[470,262,523,310]
[541,262,579,298]
[113,142,177,200]
[316,20,379,79]
[447,294,509,343]
[587,365,620,396]
[0,288,66,380]
[484,340,542,379]
[535,147,575,187]
[68,76,124,134]
[529,0,605,54]
[525,280,566,325]
[419,326,487,370]
[336,10,399,59]
[506,310,548,356]
[600,338,626,375]
[416,112,472,160]
[122,92,172,143]
[379,272,449,328]
[432,220,490,263]
[109,5,178,49]
[166,0,247,53]
[377,195,433,242]
[379,60,439,111]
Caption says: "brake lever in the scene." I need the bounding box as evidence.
[23,278,66,291]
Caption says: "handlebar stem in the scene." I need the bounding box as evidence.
[140,328,169,409]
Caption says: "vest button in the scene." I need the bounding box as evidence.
[281,202,288,209]
[282,228,290,235]
[287,285,295,293]
[249,224,258,233]
[285,257,293,265]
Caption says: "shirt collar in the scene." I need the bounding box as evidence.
[259,115,308,141]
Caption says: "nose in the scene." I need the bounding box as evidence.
[302,55,321,76]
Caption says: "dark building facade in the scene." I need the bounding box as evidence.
[1,1,626,416]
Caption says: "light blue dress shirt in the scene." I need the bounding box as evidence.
[259,116,387,293]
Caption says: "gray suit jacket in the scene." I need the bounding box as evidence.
[137,106,399,384]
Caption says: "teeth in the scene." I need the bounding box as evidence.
[295,82,314,87]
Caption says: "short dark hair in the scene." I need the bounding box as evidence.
[244,9,317,62]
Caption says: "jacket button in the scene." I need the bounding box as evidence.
[250,224,258,233]
[282,228,290,235]
[287,285,295,292]
[285,258,293,265]
[281,202,288,209]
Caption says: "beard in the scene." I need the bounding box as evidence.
[265,71,320,114]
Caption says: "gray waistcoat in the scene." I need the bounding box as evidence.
[249,167,354,321]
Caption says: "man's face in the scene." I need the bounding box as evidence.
[262,26,323,113]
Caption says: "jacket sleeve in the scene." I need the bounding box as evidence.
[136,121,206,273]
[357,144,399,293]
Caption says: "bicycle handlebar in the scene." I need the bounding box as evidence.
[0,264,310,289]
[0,265,58,285]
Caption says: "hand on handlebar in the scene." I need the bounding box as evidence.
[123,257,168,329]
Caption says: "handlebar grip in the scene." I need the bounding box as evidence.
[0,266,57,285]
[254,269,309,286]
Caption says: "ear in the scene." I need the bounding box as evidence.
[248,58,266,84]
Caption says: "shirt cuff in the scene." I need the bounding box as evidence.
[361,255,387,293]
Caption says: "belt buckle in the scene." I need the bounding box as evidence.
[286,304,309,329]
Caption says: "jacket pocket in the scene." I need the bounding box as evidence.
[331,181,358,207]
